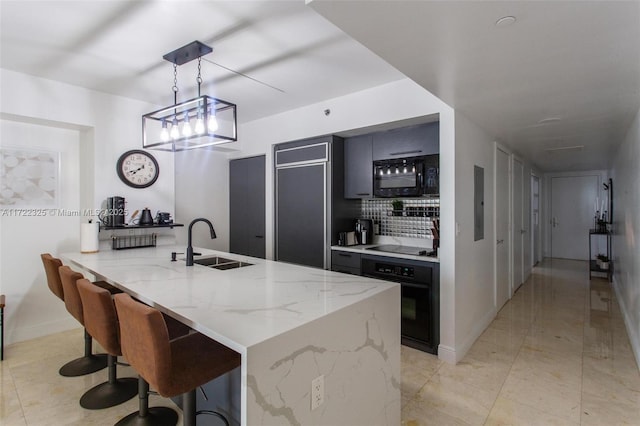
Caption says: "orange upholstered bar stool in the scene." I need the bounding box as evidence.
[114,293,241,426]
[41,254,107,376]
[76,278,138,409]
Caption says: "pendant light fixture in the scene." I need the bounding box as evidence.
[142,41,237,152]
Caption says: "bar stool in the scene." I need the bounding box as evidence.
[41,254,107,376]
[114,293,241,426]
[76,278,138,409]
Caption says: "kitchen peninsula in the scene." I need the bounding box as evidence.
[63,246,400,426]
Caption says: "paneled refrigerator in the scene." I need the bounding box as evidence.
[275,136,357,269]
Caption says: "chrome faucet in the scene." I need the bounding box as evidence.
[186,218,217,266]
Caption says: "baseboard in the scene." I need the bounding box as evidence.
[437,307,496,364]
[437,344,457,364]
[6,316,78,346]
[455,307,497,363]
[612,276,640,371]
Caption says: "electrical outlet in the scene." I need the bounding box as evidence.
[311,374,324,410]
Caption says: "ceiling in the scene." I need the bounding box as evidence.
[310,0,640,172]
[2,1,639,172]
[0,1,404,123]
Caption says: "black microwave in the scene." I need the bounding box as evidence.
[373,155,438,197]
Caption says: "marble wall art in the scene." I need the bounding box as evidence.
[0,148,59,206]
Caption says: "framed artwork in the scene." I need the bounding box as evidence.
[0,147,59,207]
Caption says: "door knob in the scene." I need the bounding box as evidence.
[497,239,504,245]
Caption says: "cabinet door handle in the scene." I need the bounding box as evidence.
[338,253,352,257]
[356,192,371,196]
[389,149,422,156]
[255,235,264,239]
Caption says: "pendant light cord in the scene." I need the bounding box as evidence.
[197,57,203,97]
[172,63,178,105]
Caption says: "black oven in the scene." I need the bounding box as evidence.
[361,255,439,354]
[373,154,438,197]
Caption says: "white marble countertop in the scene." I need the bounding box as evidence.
[62,246,398,355]
[331,244,440,263]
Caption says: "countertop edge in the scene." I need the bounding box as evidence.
[331,245,440,263]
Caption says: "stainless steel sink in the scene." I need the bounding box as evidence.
[193,256,253,270]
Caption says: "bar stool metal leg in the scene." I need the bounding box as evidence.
[115,376,177,426]
[80,354,138,409]
[58,329,108,377]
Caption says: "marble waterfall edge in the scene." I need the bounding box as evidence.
[245,287,401,425]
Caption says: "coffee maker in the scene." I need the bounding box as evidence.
[105,196,125,227]
[355,219,374,245]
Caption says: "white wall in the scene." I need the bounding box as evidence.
[450,111,496,360]
[610,106,640,367]
[0,69,177,344]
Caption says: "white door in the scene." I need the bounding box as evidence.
[551,175,599,259]
[495,146,510,309]
[512,158,524,291]
[531,175,541,266]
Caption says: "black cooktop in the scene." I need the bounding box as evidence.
[367,245,432,256]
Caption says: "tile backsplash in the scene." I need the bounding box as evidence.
[360,197,439,239]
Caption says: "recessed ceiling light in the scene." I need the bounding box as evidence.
[538,117,562,124]
[495,16,516,27]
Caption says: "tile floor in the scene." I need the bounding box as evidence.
[1,258,639,425]
[401,258,640,425]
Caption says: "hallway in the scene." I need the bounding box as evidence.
[0,259,639,425]
[401,258,640,425]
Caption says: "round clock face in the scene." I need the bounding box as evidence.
[116,150,159,188]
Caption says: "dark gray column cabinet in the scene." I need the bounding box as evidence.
[229,155,266,258]
[344,134,373,199]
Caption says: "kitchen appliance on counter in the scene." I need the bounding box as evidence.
[156,211,173,225]
[373,154,439,197]
[102,196,125,227]
[355,218,373,245]
[138,208,154,226]
[362,254,439,354]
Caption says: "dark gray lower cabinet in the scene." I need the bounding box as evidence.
[229,155,265,258]
[331,250,361,275]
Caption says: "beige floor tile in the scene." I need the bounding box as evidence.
[402,399,471,426]
[581,390,640,425]
[485,396,580,426]
[411,372,492,425]
[499,367,582,423]
[401,346,441,406]
[510,344,583,387]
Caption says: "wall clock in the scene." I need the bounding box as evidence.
[116,150,159,188]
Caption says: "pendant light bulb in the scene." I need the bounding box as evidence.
[208,109,219,132]
[160,120,169,142]
[170,118,180,140]
[181,112,192,137]
[194,113,205,135]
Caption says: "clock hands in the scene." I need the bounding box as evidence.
[127,164,145,176]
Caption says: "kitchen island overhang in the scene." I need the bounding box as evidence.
[63,246,400,425]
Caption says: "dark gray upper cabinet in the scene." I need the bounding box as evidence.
[372,122,439,160]
[344,134,373,199]
[229,155,266,258]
